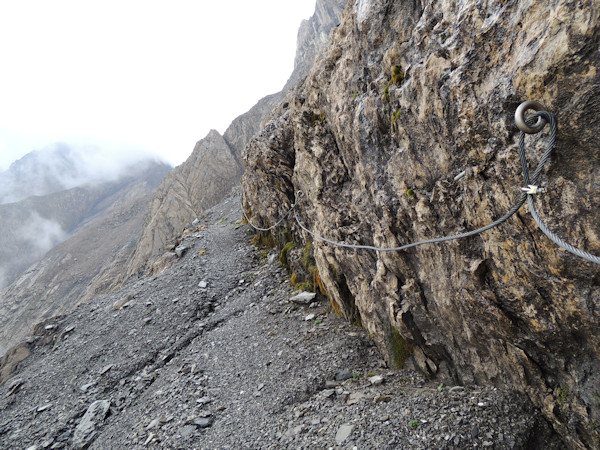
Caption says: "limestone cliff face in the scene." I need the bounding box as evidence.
[242,1,600,447]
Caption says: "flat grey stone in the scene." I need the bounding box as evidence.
[368,375,384,386]
[72,400,110,449]
[335,423,354,444]
[335,369,353,381]
[290,291,316,305]
[193,416,214,428]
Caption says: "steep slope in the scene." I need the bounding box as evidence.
[0,160,169,290]
[241,1,600,447]
[0,161,170,355]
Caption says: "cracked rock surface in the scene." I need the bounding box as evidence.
[0,194,560,449]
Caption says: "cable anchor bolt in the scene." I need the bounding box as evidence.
[515,100,546,134]
[521,185,545,195]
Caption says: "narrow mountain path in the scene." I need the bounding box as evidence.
[0,193,560,449]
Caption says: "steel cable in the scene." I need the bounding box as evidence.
[244,110,600,264]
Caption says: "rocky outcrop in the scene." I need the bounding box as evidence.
[0,161,170,356]
[242,1,600,447]
[123,0,349,279]
[123,130,243,278]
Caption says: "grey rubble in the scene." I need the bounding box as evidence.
[241,0,600,448]
[0,195,558,449]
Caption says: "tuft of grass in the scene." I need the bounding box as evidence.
[408,420,419,429]
[302,241,313,268]
[384,65,405,100]
[391,65,404,85]
[391,109,402,131]
[557,386,568,406]
[388,327,413,369]
[251,231,275,249]
[279,241,296,269]
[308,265,327,296]
[329,297,343,317]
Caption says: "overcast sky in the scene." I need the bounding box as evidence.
[0,1,317,171]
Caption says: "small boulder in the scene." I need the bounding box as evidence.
[368,375,385,386]
[290,292,316,305]
[335,370,353,381]
[175,245,189,258]
[335,423,354,444]
[113,295,133,310]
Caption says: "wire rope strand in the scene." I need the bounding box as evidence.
[242,191,304,232]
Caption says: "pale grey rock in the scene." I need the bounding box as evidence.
[175,245,189,258]
[113,295,133,311]
[193,416,214,429]
[72,400,110,449]
[6,378,24,396]
[290,291,316,305]
[36,403,52,413]
[335,423,354,444]
[368,375,384,386]
[145,418,161,430]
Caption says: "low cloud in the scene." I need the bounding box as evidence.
[0,266,6,291]
[0,142,168,204]
[17,211,68,257]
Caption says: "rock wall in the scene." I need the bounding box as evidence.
[241,1,600,447]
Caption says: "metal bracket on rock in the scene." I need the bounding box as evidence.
[521,185,545,195]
